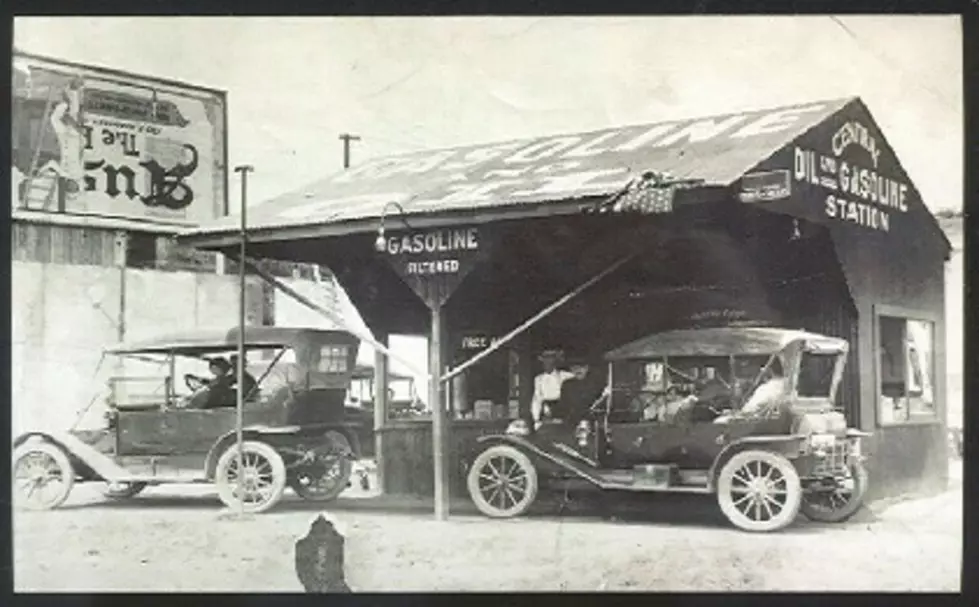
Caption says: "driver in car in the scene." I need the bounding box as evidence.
[182,357,237,409]
[230,354,259,401]
[739,357,788,416]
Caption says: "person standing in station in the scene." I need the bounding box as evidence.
[558,358,610,425]
[530,349,575,429]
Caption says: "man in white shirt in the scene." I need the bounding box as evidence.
[740,358,788,416]
[531,350,575,429]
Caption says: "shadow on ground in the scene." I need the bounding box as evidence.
[56,485,880,533]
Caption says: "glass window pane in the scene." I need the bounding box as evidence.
[906,320,936,419]
[798,352,837,398]
[878,316,908,424]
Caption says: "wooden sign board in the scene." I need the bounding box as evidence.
[381,226,489,309]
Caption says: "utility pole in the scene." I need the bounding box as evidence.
[338,133,361,169]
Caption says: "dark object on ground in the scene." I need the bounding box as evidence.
[295,515,350,593]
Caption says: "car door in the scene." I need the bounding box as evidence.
[605,420,690,467]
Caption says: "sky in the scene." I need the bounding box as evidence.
[13,15,963,213]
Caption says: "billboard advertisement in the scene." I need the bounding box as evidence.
[11,52,227,225]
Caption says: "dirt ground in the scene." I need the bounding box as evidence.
[13,461,962,592]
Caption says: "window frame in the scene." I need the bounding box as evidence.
[316,344,350,374]
[873,304,940,428]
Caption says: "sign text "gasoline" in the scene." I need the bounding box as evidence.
[386,228,480,276]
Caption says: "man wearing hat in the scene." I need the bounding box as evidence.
[559,358,610,425]
[530,349,575,429]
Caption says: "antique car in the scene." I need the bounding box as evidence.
[464,327,871,532]
[12,327,368,514]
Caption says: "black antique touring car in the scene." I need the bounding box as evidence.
[465,327,870,532]
[12,327,368,514]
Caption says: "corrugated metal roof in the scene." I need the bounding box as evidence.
[185,97,853,239]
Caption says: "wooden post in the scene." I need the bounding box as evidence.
[373,333,388,494]
[430,304,449,520]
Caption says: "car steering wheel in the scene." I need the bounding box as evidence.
[184,373,206,392]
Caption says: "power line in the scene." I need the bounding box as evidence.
[827,16,958,113]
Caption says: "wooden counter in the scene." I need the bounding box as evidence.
[378,418,513,497]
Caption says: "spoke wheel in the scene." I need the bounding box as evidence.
[289,431,354,502]
[215,441,287,514]
[13,442,75,511]
[717,449,802,532]
[467,444,538,518]
[801,461,869,523]
[102,482,148,499]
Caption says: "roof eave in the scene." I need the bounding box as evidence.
[177,196,606,251]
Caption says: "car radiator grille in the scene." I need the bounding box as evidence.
[812,443,849,476]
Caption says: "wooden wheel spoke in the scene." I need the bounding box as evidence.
[733,493,753,507]
[761,498,775,520]
[486,459,501,479]
[503,486,518,509]
[487,485,503,507]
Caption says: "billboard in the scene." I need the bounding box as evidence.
[11,52,227,225]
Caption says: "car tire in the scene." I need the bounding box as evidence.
[102,482,148,499]
[716,449,802,532]
[467,444,538,519]
[214,440,287,514]
[800,460,869,523]
[13,441,75,511]
[289,430,354,502]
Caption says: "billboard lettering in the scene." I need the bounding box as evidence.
[11,55,226,224]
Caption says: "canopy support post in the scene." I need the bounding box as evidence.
[430,303,449,521]
[373,332,389,494]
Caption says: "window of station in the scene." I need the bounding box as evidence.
[877,315,936,425]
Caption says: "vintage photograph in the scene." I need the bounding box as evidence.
[10,15,963,592]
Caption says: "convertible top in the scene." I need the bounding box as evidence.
[604,327,848,361]
[105,326,359,356]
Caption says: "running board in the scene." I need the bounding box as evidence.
[502,436,713,495]
[594,470,712,494]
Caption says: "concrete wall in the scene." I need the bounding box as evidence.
[12,262,122,435]
[12,262,270,436]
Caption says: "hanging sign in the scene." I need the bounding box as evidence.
[738,170,791,203]
[383,226,489,309]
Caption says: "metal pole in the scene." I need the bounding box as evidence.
[430,304,449,521]
[234,164,254,516]
[339,133,361,169]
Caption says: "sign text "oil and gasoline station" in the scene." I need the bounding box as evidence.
[793,120,908,232]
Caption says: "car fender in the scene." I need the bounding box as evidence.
[707,434,808,491]
[470,434,605,488]
[13,430,128,483]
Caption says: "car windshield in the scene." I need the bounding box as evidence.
[797,351,838,398]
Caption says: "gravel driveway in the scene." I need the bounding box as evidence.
[13,462,961,592]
